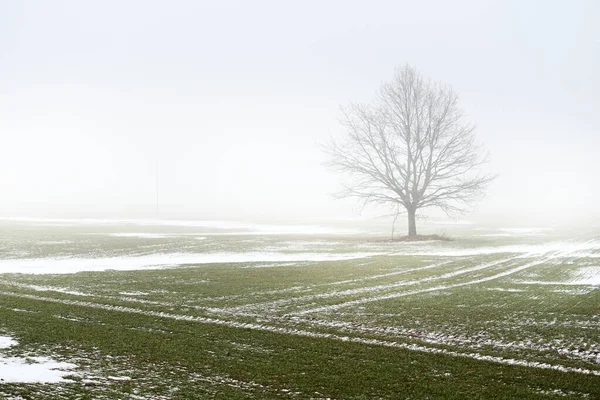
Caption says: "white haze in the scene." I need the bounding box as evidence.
[1,0,598,227]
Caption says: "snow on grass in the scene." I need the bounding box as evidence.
[284,317,600,364]
[516,280,593,286]
[37,240,75,245]
[242,262,300,269]
[574,253,600,258]
[497,228,552,234]
[2,292,599,378]
[533,388,591,398]
[477,228,552,238]
[0,357,77,383]
[289,256,557,315]
[513,267,600,287]
[486,287,526,292]
[119,291,150,296]
[106,375,132,381]
[0,252,379,274]
[223,258,517,315]
[571,267,600,285]
[0,282,90,296]
[551,288,595,295]
[0,336,77,383]
[392,241,600,258]
[320,260,455,286]
[109,233,171,239]
[0,336,17,349]
[26,285,88,296]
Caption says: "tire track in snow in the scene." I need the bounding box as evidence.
[289,254,562,316]
[282,317,600,365]
[318,259,457,287]
[224,255,521,314]
[201,260,457,304]
[0,290,599,377]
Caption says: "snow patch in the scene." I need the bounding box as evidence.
[486,287,526,292]
[393,241,600,258]
[0,252,378,274]
[119,291,149,296]
[515,267,600,286]
[0,336,77,383]
[9,284,89,296]
[0,336,17,349]
[107,375,132,381]
[0,357,77,383]
[571,267,600,285]
[109,233,171,239]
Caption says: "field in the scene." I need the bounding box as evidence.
[0,218,599,399]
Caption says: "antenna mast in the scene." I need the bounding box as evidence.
[155,160,159,217]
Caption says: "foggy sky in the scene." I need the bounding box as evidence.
[1,0,599,225]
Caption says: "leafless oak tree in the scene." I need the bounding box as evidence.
[326,65,495,237]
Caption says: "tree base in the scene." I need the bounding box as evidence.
[387,234,452,242]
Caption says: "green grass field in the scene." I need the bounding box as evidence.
[0,221,599,399]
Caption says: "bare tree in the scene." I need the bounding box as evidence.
[326,65,495,237]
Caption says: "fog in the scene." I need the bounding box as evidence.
[1,0,598,226]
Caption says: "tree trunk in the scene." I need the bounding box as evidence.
[407,207,417,236]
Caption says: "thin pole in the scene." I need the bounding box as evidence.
[156,161,159,217]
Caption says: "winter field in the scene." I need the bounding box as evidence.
[0,218,599,399]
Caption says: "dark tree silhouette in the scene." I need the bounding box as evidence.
[326,65,495,237]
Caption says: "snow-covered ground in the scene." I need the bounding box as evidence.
[0,218,598,395]
[0,252,380,274]
[0,335,76,383]
[0,218,598,279]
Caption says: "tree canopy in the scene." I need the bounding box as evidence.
[326,65,495,236]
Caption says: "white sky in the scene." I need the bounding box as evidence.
[1,0,598,225]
